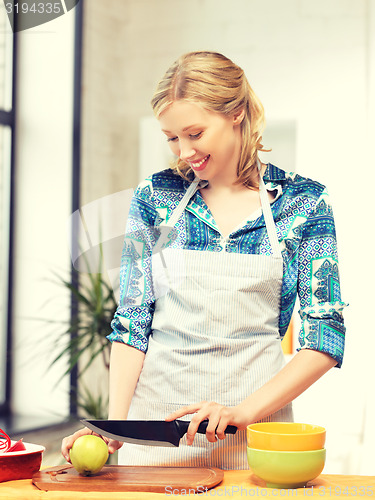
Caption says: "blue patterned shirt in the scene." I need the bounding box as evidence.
[108,164,346,367]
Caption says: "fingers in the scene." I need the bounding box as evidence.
[61,427,125,463]
[107,439,123,454]
[61,427,92,462]
[166,401,245,446]
[165,402,221,444]
[168,401,233,446]
[165,403,202,421]
[186,412,219,445]
[206,407,232,442]
[215,407,232,440]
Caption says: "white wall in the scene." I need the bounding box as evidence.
[354,0,375,475]
[12,12,75,419]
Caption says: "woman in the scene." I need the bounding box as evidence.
[62,51,346,469]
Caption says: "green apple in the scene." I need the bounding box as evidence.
[69,435,109,476]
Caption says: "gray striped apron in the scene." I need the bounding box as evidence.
[118,171,293,469]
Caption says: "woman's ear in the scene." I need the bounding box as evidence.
[233,108,245,125]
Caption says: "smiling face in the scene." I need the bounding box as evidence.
[158,100,244,186]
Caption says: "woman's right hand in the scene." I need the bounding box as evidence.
[61,427,123,463]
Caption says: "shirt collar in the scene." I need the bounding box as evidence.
[183,177,209,190]
[263,163,287,183]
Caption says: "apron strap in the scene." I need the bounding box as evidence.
[258,172,282,258]
[161,177,200,228]
[154,178,199,254]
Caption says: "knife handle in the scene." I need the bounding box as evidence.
[177,419,237,436]
[197,420,237,435]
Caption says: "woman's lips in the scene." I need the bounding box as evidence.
[189,155,210,171]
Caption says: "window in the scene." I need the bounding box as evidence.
[0,6,16,414]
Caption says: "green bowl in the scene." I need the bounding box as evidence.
[247,447,326,489]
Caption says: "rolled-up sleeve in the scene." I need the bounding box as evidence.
[297,188,347,367]
[107,178,157,353]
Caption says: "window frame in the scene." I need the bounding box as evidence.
[0,25,17,417]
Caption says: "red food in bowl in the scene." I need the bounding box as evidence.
[0,428,11,452]
[7,439,26,453]
[0,442,46,482]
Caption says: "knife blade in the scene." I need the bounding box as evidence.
[81,419,237,447]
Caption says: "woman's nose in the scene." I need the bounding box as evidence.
[179,141,196,161]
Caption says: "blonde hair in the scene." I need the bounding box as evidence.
[151,51,269,189]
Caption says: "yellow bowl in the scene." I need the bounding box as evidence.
[247,422,326,451]
[247,447,326,489]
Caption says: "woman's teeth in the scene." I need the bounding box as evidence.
[191,155,209,168]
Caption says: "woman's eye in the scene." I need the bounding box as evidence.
[190,132,202,140]
[167,137,178,142]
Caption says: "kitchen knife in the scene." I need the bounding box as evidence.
[81,419,237,447]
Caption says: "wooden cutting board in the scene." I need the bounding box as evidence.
[32,465,224,493]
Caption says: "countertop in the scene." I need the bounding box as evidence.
[1,470,375,499]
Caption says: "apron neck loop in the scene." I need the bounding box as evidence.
[258,165,282,258]
[162,169,281,259]
[163,177,199,229]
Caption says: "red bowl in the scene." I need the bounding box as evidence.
[0,441,46,482]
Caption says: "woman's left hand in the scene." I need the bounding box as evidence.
[165,400,251,445]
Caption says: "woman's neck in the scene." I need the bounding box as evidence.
[202,162,266,193]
